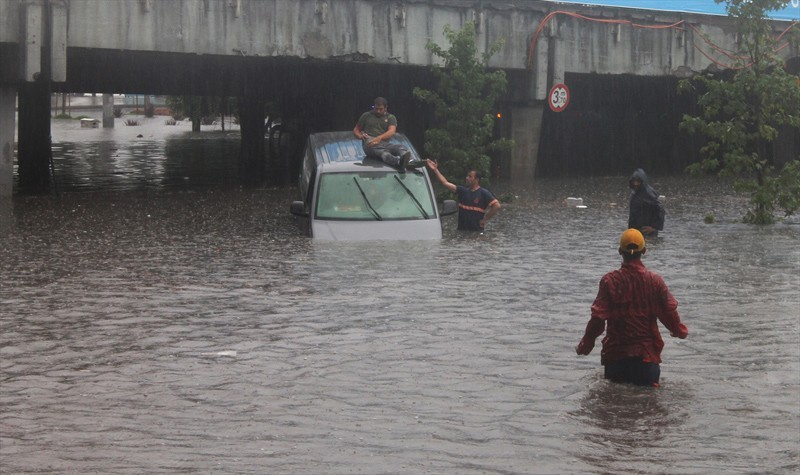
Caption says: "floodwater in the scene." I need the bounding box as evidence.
[1,116,799,474]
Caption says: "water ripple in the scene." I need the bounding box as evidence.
[1,176,798,473]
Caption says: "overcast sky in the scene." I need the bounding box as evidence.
[542,0,799,21]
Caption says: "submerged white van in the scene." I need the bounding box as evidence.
[289,131,457,240]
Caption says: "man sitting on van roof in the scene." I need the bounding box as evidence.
[353,97,425,172]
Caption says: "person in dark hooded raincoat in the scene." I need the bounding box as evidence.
[628,168,665,237]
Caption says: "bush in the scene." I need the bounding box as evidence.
[412,22,513,183]
[124,119,140,126]
[679,1,800,224]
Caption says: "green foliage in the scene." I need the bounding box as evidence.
[775,159,800,215]
[679,0,800,224]
[496,191,516,203]
[413,22,514,184]
[165,96,236,123]
[165,96,202,121]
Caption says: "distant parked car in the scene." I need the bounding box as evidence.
[290,131,457,240]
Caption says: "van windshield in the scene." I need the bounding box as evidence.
[315,171,436,221]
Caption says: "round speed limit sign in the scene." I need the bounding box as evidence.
[548,83,570,112]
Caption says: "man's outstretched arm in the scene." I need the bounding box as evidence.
[426,159,457,193]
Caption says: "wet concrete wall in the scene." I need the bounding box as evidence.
[536,73,701,178]
[535,72,800,178]
[4,1,791,83]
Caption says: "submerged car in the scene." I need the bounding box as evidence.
[290,131,457,240]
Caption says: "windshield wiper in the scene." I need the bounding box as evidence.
[393,175,430,219]
[352,177,383,221]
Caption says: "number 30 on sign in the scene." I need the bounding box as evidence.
[548,83,570,112]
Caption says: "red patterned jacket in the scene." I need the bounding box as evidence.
[579,259,688,365]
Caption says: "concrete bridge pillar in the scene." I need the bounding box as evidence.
[507,18,558,185]
[0,86,15,197]
[510,104,545,185]
[17,80,51,193]
[103,93,114,128]
[10,0,68,194]
[0,196,11,234]
[238,95,267,185]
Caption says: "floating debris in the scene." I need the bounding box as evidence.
[199,350,238,358]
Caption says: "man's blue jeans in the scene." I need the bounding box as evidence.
[363,141,408,166]
[604,357,661,387]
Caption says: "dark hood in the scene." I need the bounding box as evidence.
[629,168,650,186]
[629,168,659,202]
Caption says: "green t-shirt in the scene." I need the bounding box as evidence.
[358,111,398,137]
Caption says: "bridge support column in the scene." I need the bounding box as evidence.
[103,93,115,128]
[0,86,15,197]
[510,103,545,186]
[0,195,11,234]
[238,96,266,186]
[17,80,52,193]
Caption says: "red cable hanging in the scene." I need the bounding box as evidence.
[526,11,799,71]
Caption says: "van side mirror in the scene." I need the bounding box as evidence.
[290,201,308,217]
[441,199,458,216]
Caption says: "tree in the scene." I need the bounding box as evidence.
[165,96,236,132]
[679,0,800,224]
[413,22,513,184]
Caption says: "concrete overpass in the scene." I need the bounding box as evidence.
[0,0,797,195]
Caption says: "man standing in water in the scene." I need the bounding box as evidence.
[353,97,424,171]
[628,168,665,237]
[425,159,500,231]
[576,228,688,387]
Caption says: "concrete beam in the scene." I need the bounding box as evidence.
[2,1,795,81]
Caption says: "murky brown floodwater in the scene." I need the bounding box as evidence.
[1,116,799,473]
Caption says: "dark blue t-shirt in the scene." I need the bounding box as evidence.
[456,185,498,231]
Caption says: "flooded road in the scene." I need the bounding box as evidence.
[1,119,799,473]
[46,114,248,192]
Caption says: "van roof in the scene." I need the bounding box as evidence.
[309,131,419,164]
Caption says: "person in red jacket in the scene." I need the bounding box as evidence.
[576,228,688,387]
